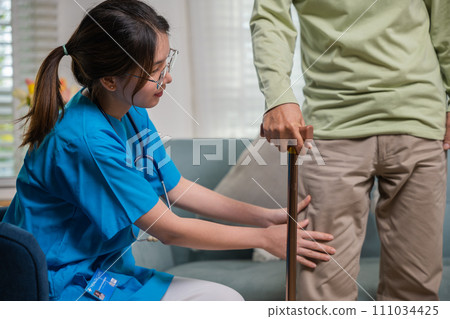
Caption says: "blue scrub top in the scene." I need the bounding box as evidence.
[4,90,181,301]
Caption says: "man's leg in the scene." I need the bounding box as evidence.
[297,138,376,301]
[375,135,446,300]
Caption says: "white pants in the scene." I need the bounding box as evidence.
[161,276,244,301]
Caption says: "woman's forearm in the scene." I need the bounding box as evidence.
[165,216,268,251]
[135,199,269,251]
[168,177,273,227]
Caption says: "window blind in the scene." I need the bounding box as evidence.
[7,0,58,178]
[188,0,264,138]
[187,0,304,138]
[0,0,13,177]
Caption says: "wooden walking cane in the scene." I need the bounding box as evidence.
[260,124,314,301]
[286,125,313,301]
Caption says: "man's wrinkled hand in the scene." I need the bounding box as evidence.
[261,103,306,153]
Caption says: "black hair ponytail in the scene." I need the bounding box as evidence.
[19,46,66,150]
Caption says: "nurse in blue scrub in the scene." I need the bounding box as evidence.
[4,0,335,301]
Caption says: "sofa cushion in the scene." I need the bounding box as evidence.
[166,139,252,264]
[357,257,380,301]
[214,137,288,208]
[214,137,288,261]
[439,258,450,300]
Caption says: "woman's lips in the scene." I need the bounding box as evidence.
[155,91,163,98]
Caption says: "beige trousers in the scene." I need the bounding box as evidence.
[297,135,446,301]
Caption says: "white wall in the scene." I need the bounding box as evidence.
[57,0,194,139]
[145,0,195,139]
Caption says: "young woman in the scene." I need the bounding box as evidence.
[4,0,335,301]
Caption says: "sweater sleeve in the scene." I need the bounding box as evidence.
[250,0,299,112]
[424,0,450,110]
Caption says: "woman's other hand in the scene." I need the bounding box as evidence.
[263,218,335,269]
[264,195,311,227]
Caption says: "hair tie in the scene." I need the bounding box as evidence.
[62,45,69,56]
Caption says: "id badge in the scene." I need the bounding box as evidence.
[85,269,119,301]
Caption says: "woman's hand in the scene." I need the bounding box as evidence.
[263,195,312,227]
[263,219,335,269]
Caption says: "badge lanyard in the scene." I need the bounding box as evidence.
[97,105,171,242]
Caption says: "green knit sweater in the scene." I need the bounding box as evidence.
[251,0,450,140]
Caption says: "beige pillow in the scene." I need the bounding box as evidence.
[214,137,289,261]
[214,137,288,207]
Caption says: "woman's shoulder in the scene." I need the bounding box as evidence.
[60,90,104,128]
[48,91,117,151]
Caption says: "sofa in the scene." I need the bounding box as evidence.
[132,138,450,301]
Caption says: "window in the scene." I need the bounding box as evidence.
[0,0,13,178]
[0,0,58,181]
[187,0,304,138]
[188,0,264,138]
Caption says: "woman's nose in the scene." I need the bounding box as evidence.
[164,71,173,85]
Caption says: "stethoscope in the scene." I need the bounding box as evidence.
[97,104,171,242]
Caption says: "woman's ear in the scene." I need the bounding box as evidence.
[99,76,117,91]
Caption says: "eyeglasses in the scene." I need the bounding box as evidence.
[128,48,179,89]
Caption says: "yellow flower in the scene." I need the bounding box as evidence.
[13,78,79,108]
[12,88,29,108]
[25,78,35,95]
